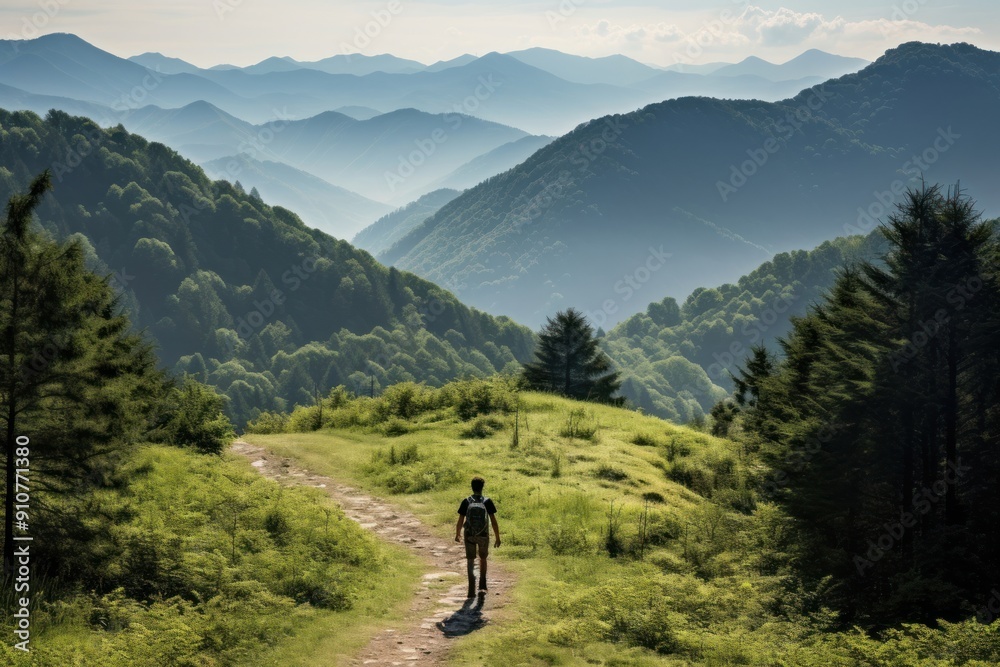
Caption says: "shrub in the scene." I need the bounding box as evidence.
[446,376,517,420]
[244,411,289,434]
[595,465,629,482]
[462,415,505,439]
[377,382,439,420]
[666,459,714,497]
[632,432,660,447]
[157,378,236,453]
[381,418,410,437]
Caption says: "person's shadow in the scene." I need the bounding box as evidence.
[435,593,487,637]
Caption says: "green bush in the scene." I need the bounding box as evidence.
[631,432,660,447]
[245,411,289,434]
[446,376,517,420]
[157,378,236,453]
[595,465,629,482]
[462,415,505,438]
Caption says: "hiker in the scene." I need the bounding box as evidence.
[455,475,500,598]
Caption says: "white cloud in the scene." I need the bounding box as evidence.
[734,6,980,48]
[574,19,685,47]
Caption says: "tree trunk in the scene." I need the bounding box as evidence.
[3,270,18,579]
[944,329,960,525]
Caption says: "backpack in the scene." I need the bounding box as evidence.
[465,495,490,538]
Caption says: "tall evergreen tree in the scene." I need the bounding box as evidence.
[736,184,1000,622]
[0,172,166,579]
[522,308,623,404]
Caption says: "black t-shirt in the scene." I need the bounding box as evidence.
[458,495,497,516]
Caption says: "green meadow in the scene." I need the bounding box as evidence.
[244,382,1000,666]
[0,444,420,667]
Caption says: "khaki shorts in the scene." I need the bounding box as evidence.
[464,535,489,559]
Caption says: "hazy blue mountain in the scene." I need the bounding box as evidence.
[661,61,731,75]
[299,53,426,75]
[112,101,527,204]
[334,105,383,119]
[352,188,462,256]
[188,51,647,134]
[713,49,869,81]
[429,135,555,191]
[0,81,113,122]
[632,70,824,103]
[506,47,662,86]
[243,56,302,74]
[426,54,478,72]
[0,34,256,123]
[120,100,259,162]
[201,154,391,238]
[0,35,866,140]
[258,107,529,202]
[128,52,204,75]
[378,43,1000,328]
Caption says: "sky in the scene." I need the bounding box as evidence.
[3,0,997,68]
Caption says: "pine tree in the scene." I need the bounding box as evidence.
[0,172,166,578]
[736,183,1000,621]
[522,308,622,404]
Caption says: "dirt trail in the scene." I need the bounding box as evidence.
[231,441,512,666]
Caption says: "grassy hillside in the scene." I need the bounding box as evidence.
[244,385,999,665]
[0,444,420,666]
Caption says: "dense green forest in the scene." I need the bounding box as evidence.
[733,185,1000,624]
[0,109,534,425]
[600,233,888,422]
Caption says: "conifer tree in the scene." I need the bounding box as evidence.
[522,308,622,404]
[0,172,166,578]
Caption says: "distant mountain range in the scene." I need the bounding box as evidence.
[352,189,462,256]
[0,34,869,136]
[120,101,530,203]
[200,155,391,240]
[376,42,1000,328]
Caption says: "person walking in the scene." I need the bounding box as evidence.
[455,476,500,598]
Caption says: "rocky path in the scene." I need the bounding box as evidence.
[231,441,513,666]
